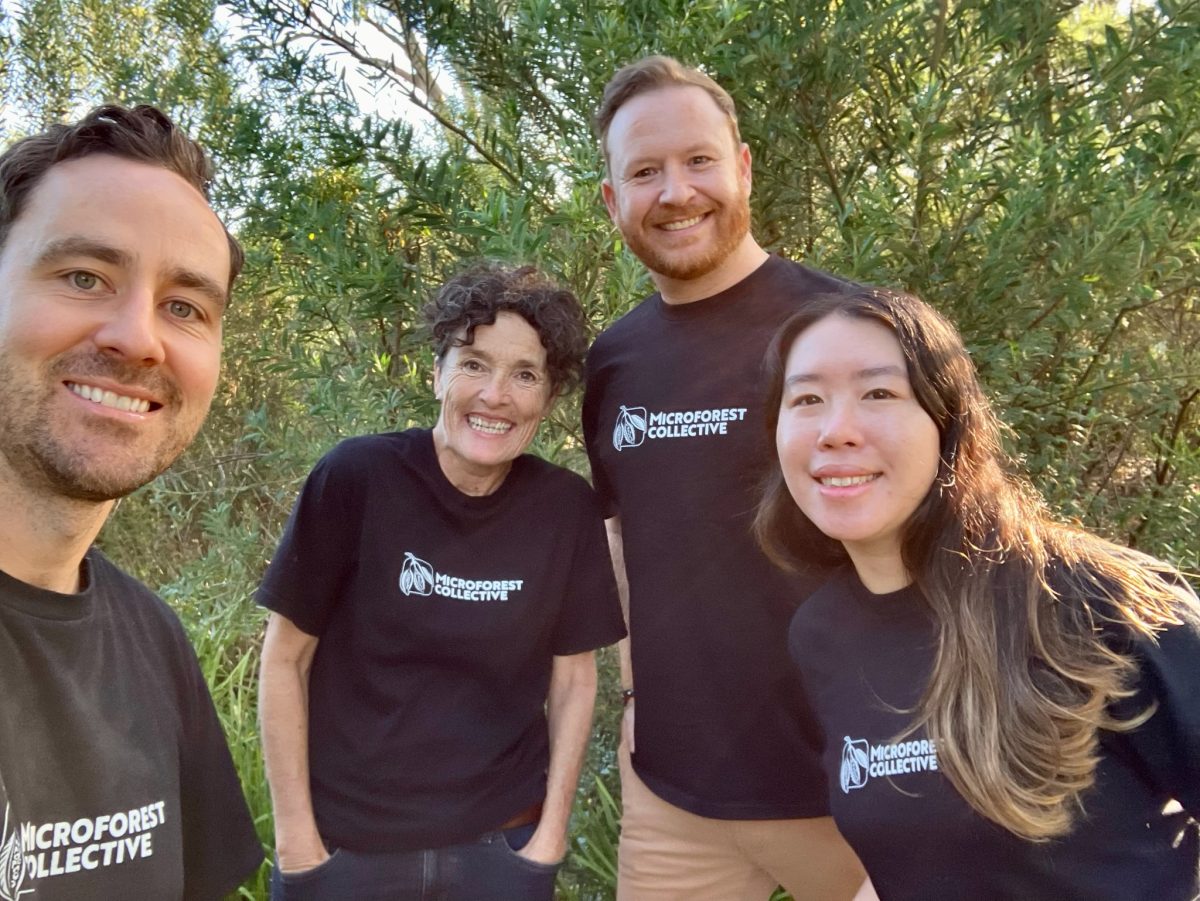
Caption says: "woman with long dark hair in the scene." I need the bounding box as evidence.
[755,288,1200,900]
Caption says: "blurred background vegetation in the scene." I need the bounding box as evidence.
[2,0,1197,897]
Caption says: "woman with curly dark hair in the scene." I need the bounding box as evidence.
[755,287,1200,901]
[257,263,626,900]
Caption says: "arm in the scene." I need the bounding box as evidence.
[605,515,635,752]
[853,878,880,901]
[259,611,327,872]
[518,650,598,865]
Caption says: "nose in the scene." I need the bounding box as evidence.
[91,290,166,365]
[818,400,863,449]
[659,161,696,207]
[477,370,509,406]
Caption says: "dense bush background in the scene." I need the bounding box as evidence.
[2,1,1197,897]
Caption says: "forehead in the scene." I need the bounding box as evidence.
[606,85,737,163]
[5,154,229,281]
[451,310,547,365]
[787,315,906,372]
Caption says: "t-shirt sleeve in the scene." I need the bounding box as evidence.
[550,481,626,656]
[172,623,264,899]
[582,346,619,519]
[256,444,362,636]
[1109,592,1200,817]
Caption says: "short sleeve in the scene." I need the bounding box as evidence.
[582,347,619,519]
[256,443,363,636]
[174,627,263,899]
[549,483,626,656]
[1109,591,1200,816]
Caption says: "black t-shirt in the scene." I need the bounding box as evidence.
[582,255,853,819]
[257,428,626,853]
[0,550,263,901]
[791,566,1200,901]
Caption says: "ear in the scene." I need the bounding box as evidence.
[433,358,444,401]
[601,179,618,222]
[738,142,753,193]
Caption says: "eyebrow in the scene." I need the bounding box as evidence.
[35,237,228,309]
[164,265,228,311]
[35,236,132,270]
[785,364,907,387]
[460,347,546,371]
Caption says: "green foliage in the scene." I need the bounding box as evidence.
[4,0,1198,897]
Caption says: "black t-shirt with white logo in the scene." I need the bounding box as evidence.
[791,566,1200,900]
[582,255,852,819]
[257,428,626,852]
[0,551,263,901]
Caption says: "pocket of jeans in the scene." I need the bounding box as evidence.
[498,830,561,874]
[277,848,343,884]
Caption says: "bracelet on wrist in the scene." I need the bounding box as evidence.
[620,688,635,706]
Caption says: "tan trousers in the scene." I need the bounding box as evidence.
[616,742,865,901]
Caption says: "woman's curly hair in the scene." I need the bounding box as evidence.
[422,262,589,396]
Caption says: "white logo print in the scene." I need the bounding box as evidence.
[613,406,648,451]
[398,551,524,602]
[0,804,30,901]
[611,404,748,451]
[839,737,870,793]
[1,799,165,894]
[839,735,939,794]
[399,553,435,596]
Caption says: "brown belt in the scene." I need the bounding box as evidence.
[497,800,543,830]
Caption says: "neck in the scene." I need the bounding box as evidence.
[845,543,912,595]
[0,469,112,594]
[430,424,512,497]
[654,236,769,305]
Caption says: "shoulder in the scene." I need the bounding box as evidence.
[1043,548,1199,646]
[322,430,413,467]
[590,295,657,352]
[518,454,601,505]
[767,255,860,295]
[309,430,424,486]
[87,549,192,649]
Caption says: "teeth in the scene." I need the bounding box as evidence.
[68,382,150,414]
[821,474,877,487]
[468,415,511,435]
[661,215,704,231]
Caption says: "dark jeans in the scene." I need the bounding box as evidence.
[270,823,559,901]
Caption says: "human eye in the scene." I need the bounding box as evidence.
[514,368,545,387]
[165,299,200,320]
[689,155,713,166]
[67,270,102,291]
[788,393,822,408]
[460,358,486,374]
[630,166,657,180]
[864,387,899,400]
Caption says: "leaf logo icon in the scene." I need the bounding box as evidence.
[612,405,648,451]
[839,736,870,794]
[0,815,26,901]
[399,552,435,596]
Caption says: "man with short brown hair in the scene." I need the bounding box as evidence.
[0,105,262,900]
[583,56,867,900]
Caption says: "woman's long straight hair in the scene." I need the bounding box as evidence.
[755,288,1194,841]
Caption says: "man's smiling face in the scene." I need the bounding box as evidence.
[602,84,752,285]
[0,153,231,502]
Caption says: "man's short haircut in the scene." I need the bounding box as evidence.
[594,55,741,167]
[0,104,244,294]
